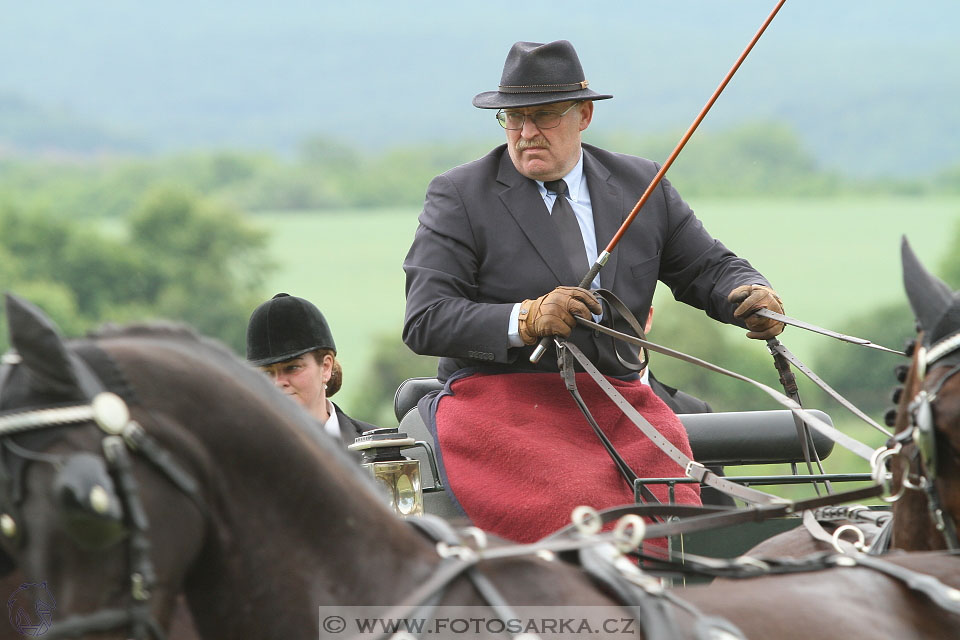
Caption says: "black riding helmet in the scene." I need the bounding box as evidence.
[245,293,336,367]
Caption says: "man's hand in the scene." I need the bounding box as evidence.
[518,286,602,345]
[728,284,785,340]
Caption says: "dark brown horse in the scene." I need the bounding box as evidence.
[0,293,957,640]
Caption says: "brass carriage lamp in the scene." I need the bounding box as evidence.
[348,428,423,517]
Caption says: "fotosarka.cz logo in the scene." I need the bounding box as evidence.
[7,582,56,637]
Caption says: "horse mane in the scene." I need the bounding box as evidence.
[89,320,233,357]
[85,319,373,484]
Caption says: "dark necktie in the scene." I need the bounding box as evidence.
[544,179,589,278]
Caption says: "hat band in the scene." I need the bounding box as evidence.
[497,80,589,94]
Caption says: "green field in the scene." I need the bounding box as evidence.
[253,195,960,427]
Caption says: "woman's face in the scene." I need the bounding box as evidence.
[259,352,332,420]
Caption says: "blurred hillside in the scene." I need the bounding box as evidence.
[1,0,958,177]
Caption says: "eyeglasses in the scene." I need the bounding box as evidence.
[496,102,581,130]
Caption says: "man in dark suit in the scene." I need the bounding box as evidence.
[401,41,778,526]
[403,40,784,380]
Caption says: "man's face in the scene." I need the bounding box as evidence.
[504,100,593,181]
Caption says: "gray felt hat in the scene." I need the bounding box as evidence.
[472,40,613,109]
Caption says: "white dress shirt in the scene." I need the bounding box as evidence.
[508,150,602,347]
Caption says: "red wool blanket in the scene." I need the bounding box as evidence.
[432,372,701,544]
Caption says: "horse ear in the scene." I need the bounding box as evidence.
[4,293,83,396]
[901,236,957,338]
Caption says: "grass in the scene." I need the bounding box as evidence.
[253,207,421,412]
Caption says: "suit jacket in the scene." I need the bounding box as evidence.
[403,143,770,380]
[333,403,377,459]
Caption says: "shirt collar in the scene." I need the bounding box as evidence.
[322,399,342,440]
[537,150,584,201]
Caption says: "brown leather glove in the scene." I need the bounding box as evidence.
[728,284,785,340]
[518,286,602,345]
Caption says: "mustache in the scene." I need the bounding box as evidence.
[515,136,549,151]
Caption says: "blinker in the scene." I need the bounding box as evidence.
[349,428,423,517]
[53,453,127,550]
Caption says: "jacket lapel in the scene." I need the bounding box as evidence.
[583,148,623,291]
[496,150,578,285]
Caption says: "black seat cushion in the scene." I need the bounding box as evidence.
[394,377,445,423]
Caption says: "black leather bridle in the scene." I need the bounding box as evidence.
[0,350,206,640]
[885,330,960,551]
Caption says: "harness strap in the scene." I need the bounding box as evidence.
[800,510,858,553]
[766,340,827,493]
[562,340,784,505]
[925,480,960,551]
[768,341,891,437]
[405,516,529,640]
[41,606,165,640]
[866,516,894,554]
[542,485,883,543]
[805,505,893,556]
[848,553,960,614]
[122,422,209,521]
[464,569,529,640]
[577,543,702,640]
[408,518,742,640]
[102,436,166,640]
[597,291,650,374]
[574,307,877,461]
[558,349,664,507]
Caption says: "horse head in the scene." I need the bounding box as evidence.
[0,294,211,638]
[889,238,960,551]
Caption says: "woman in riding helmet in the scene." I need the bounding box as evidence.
[246,293,376,453]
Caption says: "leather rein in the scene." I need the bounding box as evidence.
[559,289,880,501]
[369,297,960,639]
[554,288,960,555]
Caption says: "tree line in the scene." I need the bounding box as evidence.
[1,123,958,223]
[0,187,269,355]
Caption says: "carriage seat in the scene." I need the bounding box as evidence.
[394,377,445,423]
[393,377,836,467]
